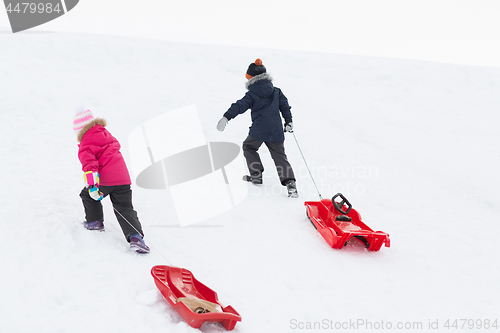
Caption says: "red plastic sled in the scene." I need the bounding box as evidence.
[151,265,242,330]
[305,193,390,251]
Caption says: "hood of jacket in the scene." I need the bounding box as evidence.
[77,118,107,142]
[246,73,274,98]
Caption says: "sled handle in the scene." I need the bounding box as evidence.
[332,193,352,215]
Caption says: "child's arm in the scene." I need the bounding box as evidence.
[223,93,254,121]
[78,147,103,200]
[217,93,254,131]
[78,147,99,174]
[278,89,293,133]
[277,88,292,121]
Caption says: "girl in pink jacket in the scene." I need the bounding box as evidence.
[74,110,149,253]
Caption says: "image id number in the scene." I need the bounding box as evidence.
[6,2,62,14]
[444,319,498,330]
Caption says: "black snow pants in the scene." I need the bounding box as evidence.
[80,185,144,241]
[242,135,295,185]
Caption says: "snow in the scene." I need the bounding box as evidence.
[3,1,500,68]
[0,31,499,332]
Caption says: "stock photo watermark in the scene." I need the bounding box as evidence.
[127,105,380,226]
[289,318,499,330]
[3,0,79,32]
[300,162,379,197]
[128,105,248,227]
[249,163,379,198]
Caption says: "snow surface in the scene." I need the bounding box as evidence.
[0,32,499,332]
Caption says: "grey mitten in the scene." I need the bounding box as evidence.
[217,117,228,131]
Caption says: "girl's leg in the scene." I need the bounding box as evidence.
[108,185,144,240]
[80,187,104,222]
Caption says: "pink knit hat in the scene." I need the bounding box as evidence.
[73,110,95,133]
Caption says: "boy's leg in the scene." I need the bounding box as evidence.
[108,185,144,240]
[265,141,296,185]
[80,187,104,222]
[242,136,264,175]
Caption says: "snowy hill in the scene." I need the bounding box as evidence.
[1,32,499,332]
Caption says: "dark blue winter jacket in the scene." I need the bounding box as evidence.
[224,73,292,143]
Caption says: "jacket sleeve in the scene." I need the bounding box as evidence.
[223,92,254,120]
[78,144,99,173]
[277,88,292,122]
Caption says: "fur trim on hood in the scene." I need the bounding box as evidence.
[246,73,273,90]
[77,118,107,142]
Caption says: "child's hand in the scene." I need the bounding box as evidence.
[216,117,228,132]
[83,171,100,188]
[88,185,104,201]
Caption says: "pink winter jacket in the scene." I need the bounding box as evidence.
[77,119,131,186]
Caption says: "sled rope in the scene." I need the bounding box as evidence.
[291,131,323,200]
[113,206,173,264]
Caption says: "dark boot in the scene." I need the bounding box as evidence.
[83,220,104,231]
[129,233,150,253]
[243,171,263,185]
[285,180,298,198]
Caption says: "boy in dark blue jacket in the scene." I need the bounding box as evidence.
[217,58,298,198]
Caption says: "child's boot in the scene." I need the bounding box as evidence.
[84,220,104,231]
[285,180,298,198]
[129,233,150,253]
[243,171,263,185]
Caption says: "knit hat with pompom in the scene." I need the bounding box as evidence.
[245,58,266,79]
[73,109,95,133]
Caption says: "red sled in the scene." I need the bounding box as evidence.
[304,193,390,251]
[151,265,241,330]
